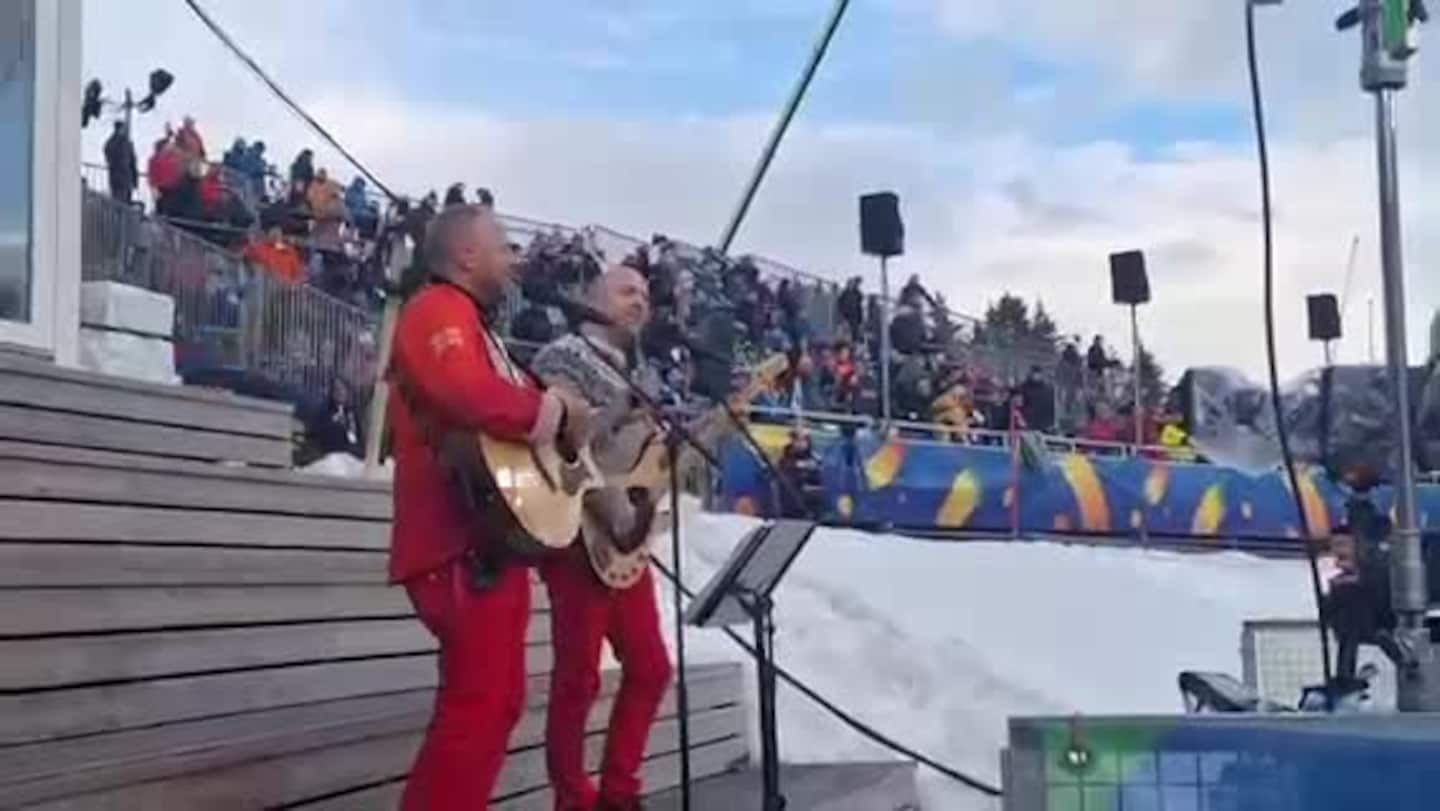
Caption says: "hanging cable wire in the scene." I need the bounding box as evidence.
[180,0,402,204]
[1244,0,1334,708]
[649,559,1003,798]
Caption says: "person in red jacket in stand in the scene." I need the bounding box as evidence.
[387,203,593,811]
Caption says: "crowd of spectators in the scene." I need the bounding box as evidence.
[98,115,1203,464]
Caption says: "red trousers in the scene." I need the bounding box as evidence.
[541,550,673,810]
[401,562,531,811]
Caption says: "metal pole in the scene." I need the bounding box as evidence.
[879,255,892,423]
[1373,88,1429,707]
[755,597,782,810]
[1323,340,1334,367]
[669,435,693,810]
[716,0,851,254]
[1131,304,1143,445]
[1369,297,1377,362]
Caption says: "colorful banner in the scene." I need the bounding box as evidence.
[717,428,1440,542]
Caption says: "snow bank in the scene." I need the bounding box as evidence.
[651,502,1322,810]
[298,452,393,480]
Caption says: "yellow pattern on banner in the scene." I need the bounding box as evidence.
[864,439,907,489]
[936,469,981,528]
[1061,454,1112,532]
[1192,484,1226,535]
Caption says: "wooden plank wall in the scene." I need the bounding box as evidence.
[0,366,747,808]
[0,350,294,467]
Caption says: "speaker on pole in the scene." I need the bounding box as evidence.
[1307,293,1342,342]
[1109,250,1150,305]
[859,192,904,258]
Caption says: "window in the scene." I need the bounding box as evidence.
[0,0,35,324]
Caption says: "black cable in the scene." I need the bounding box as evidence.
[1245,1,1335,706]
[650,558,1003,797]
[181,0,403,204]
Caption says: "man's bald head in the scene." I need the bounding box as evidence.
[424,204,516,300]
[587,264,650,339]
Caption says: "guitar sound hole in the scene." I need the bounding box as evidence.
[613,535,646,554]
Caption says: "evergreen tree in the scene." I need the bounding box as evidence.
[1130,344,1167,408]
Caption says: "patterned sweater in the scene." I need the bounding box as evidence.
[531,327,659,538]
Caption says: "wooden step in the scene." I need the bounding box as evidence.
[645,761,923,811]
[4,664,744,808]
[0,351,293,467]
[0,443,391,520]
[0,500,391,550]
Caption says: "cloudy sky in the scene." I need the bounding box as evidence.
[83,0,1438,379]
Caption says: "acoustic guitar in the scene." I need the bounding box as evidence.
[462,431,602,556]
[578,353,789,589]
[453,353,785,566]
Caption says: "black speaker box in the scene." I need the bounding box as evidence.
[859,192,904,258]
[1307,293,1342,341]
[1109,250,1150,305]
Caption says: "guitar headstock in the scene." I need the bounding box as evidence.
[728,353,790,412]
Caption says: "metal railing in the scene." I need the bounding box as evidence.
[744,403,1186,459]
[82,189,377,411]
[86,156,1073,377]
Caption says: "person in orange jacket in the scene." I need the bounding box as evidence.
[387,203,592,810]
[241,226,305,285]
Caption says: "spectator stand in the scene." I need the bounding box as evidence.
[83,189,379,461]
[88,142,1170,470]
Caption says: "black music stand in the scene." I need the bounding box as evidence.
[685,519,817,811]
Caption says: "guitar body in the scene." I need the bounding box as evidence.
[468,433,599,555]
[578,352,790,589]
[460,350,789,577]
[581,507,657,590]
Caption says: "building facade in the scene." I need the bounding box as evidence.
[0,0,81,364]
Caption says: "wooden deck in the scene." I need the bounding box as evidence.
[0,353,747,808]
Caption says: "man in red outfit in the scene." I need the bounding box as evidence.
[388,203,591,810]
[531,266,675,811]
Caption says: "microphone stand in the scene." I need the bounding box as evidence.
[552,314,821,805]
[560,324,721,811]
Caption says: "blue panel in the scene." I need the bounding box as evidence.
[1007,715,1440,811]
[717,430,1440,545]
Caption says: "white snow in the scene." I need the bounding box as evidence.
[650,501,1324,810]
[80,281,174,337]
[77,328,179,385]
[298,452,393,480]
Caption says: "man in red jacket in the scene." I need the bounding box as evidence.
[388,203,590,810]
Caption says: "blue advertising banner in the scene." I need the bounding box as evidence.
[717,427,1440,542]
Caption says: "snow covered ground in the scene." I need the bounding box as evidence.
[298,452,392,479]
[651,501,1325,810]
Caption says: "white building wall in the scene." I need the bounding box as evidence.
[3,0,82,364]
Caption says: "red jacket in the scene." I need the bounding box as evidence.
[147,147,183,193]
[387,283,562,583]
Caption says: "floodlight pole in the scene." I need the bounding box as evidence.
[1340,0,1434,710]
[716,0,851,255]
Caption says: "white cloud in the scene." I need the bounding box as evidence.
[81,0,1439,381]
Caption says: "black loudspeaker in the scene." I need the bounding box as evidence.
[1307,293,1342,341]
[1109,250,1150,305]
[859,192,904,258]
